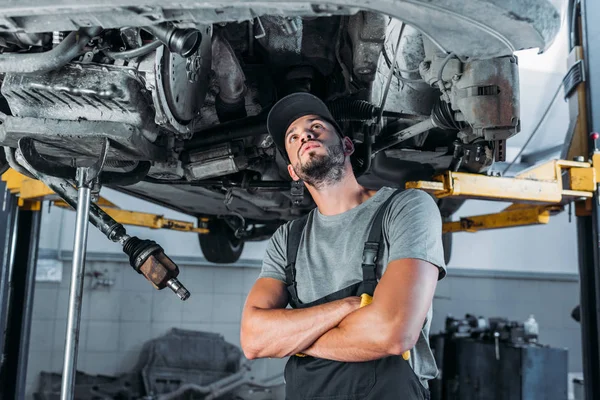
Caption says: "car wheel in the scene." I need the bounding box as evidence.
[442,232,452,265]
[198,219,244,264]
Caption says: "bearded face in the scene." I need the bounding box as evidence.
[291,139,346,189]
[284,114,352,189]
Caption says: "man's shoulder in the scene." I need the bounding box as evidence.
[381,188,440,218]
[379,187,435,206]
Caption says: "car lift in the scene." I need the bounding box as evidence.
[0,1,598,400]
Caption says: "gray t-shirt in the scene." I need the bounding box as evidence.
[259,187,447,388]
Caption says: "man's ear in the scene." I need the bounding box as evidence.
[287,164,301,181]
[342,136,355,156]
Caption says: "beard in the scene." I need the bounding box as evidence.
[292,140,346,189]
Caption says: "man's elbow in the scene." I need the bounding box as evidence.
[240,332,260,360]
[240,318,259,360]
[242,347,259,360]
[385,328,419,357]
[240,323,279,360]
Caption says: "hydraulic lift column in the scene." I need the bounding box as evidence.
[578,0,600,398]
[0,180,41,400]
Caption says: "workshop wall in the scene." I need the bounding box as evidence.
[25,260,286,399]
[25,258,582,399]
[449,200,579,274]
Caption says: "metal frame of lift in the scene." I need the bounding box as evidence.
[0,0,598,398]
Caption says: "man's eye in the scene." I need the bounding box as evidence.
[289,135,297,143]
[312,124,323,130]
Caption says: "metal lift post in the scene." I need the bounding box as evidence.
[578,0,600,397]
[0,181,41,400]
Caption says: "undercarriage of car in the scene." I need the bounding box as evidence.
[0,0,563,262]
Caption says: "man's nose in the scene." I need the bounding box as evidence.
[300,130,315,142]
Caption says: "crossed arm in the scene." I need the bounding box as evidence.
[240,258,439,362]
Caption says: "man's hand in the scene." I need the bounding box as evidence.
[240,278,361,360]
[301,258,439,362]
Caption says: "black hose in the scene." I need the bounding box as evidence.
[436,52,456,101]
[105,40,162,60]
[431,98,464,131]
[0,27,102,73]
[142,23,201,57]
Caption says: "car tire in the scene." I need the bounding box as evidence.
[198,219,244,264]
[442,232,452,265]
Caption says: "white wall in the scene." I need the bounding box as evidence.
[448,200,579,274]
[506,13,570,157]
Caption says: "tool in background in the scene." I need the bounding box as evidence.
[430,313,566,400]
[360,293,411,360]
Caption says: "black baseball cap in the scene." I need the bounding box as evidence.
[267,92,342,159]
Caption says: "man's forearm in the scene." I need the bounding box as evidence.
[241,297,358,359]
[302,305,411,362]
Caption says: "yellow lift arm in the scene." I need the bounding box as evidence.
[406,153,600,233]
[1,169,209,234]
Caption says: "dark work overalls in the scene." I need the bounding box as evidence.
[283,190,430,400]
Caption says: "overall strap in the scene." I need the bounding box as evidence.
[285,213,310,305]
[361,189,404,296]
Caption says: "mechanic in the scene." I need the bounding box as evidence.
[241,92,446,399]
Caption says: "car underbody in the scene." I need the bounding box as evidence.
[0,0,563,262]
